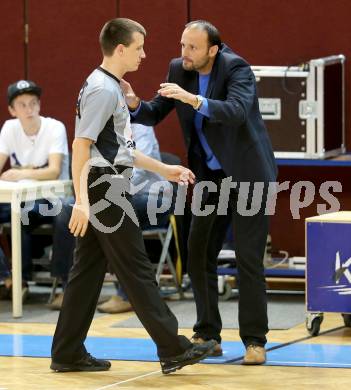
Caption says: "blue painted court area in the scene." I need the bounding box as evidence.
[1,334,350,368]
[265,343,351,368]
[0,334,277,364]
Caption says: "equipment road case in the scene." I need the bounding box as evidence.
[305,211,351,336]
[252,54,345,159]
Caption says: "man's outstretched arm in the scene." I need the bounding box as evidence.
[120,78,175,126]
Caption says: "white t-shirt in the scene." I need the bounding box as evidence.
[0,116,69,180]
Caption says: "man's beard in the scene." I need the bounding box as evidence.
[182,55,210,72]
[182,61,194,71]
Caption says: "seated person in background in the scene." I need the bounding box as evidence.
[49,123,173,311]
[0,246,12,298]
[49,195,75,307]
[0,80,69,298]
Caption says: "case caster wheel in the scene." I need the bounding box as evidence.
[342,313,351,327]
[219,281,232,301]
[306,313,324,336]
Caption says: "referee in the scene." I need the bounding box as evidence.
[50,18,215,375]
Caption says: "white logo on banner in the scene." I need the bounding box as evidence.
[319,251,351,295]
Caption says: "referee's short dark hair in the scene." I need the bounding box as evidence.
[99,18,146,56]
[185,20,222,49]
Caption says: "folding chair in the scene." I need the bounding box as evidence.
[142,214,183,297]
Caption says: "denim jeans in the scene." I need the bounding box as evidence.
[0,247,10,281]
[0,200,53,281]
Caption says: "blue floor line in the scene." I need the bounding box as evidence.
[0,334,278,364]
[264,343,351,368]
[1,334,350,368]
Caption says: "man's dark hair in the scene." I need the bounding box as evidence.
[99,18,146,56]
[185,20,222,48]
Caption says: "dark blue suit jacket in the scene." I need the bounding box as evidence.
[132,44,277,184]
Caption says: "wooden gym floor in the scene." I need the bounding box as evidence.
[0,310,350,390]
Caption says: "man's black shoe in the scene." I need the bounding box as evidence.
[50,353,111,372]
[160,339,216,374]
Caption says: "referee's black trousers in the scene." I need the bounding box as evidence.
[51,173,191,362]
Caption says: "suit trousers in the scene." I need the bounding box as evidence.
[51,172,191,363]
[187,172,269,346]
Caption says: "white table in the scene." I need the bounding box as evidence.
[0,179,72,317]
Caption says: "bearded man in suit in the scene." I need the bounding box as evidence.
[122,19,277,364]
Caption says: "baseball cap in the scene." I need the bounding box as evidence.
[7,80,42,105]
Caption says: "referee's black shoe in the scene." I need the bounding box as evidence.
[160,339,216,374]
[50,353,111,372]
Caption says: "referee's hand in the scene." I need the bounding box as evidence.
[69,202,89,237]
[161,164,195,186]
